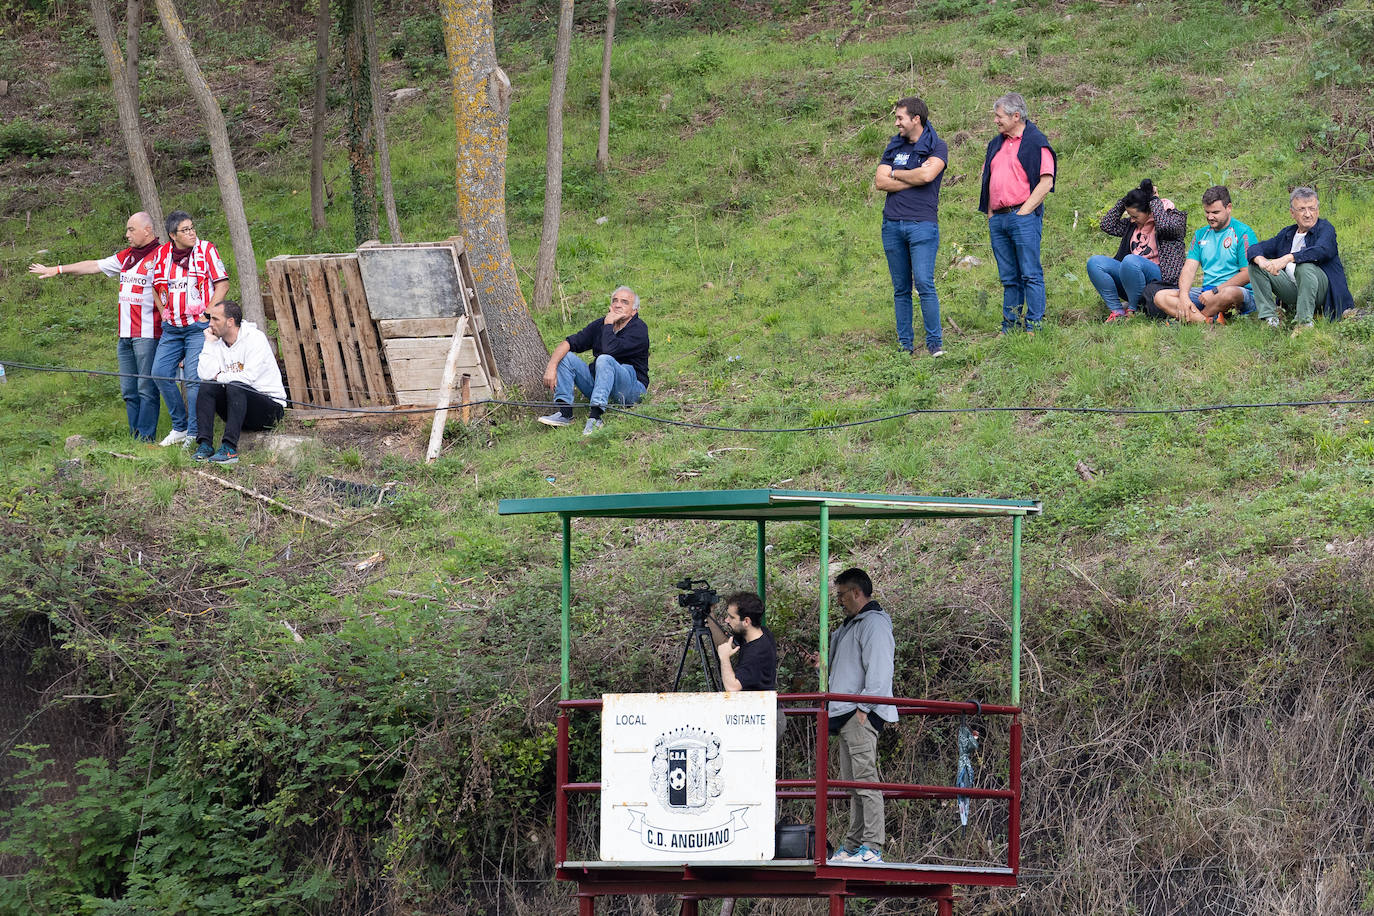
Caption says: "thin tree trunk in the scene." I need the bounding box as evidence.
[341,0,379,244]
[440,0,549,391]
[309,0,330,232]
[361,0,401,242]
[125,0,142,106]
[597,0,615,174]
[152,0,265,327]
[532,0,574,312]
[91,0,163,234]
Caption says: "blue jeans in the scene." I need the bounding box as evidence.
[988,210,1046,331]
[554,352,646,409]
[117,336,160,441]
[1086,254,1161,314]
[152,321,208,436]
[881,219,942,352]
[1187,286,1256,315]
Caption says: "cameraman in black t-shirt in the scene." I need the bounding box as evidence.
[716,591,777,692]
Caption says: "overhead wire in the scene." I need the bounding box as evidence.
[1,358,1371,434]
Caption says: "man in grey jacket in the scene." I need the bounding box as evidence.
[826,568,897,864]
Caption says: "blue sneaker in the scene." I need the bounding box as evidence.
[582,417,604,436]
[827,846,856,863]
[854,845,883,864]
[208,445,238,465]
[192,442,215,461]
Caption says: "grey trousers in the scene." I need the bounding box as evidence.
[836,713,884,852]
[1251,262,1328,324]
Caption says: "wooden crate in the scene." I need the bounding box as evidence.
[265,253,390,408]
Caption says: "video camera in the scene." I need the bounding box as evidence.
[675,577,719,626]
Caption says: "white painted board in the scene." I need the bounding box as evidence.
[600,691,776,861]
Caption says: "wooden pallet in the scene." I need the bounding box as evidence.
[265,253,390,408]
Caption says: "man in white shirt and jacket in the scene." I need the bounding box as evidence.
[192,301,286,465]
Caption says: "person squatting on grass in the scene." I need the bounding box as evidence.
[875,96,948,358]
[979,91,1057,335]
[28,212,164,442]
[825,568,897,866]
[1147,186,1258,325]
[1246,187,1354,337]
[150,210,229,447]
[1086,180,1187,322]
[538,286,650,436]
[192,300,286,466]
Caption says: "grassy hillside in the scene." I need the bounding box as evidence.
[1,1,1373,913]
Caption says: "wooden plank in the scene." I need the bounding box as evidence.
[266,258,307,404]
[340,255,391,404]
[321,257,369,406]
[377,316,487,339]
[427,316,470,462]
[395,386,492,408]
[382,337,480,360]
[284,261,328,407]
[446,237,502,395]
[305,257,352,407]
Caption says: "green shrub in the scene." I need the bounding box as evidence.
[0,118,64,159]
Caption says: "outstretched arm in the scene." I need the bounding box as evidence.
[29,260,101,279]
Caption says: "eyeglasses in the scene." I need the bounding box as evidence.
[175,225,196,235]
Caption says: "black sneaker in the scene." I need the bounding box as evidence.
[208,445,238,465]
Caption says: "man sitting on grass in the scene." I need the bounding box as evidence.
[538,286,649,436]
[1247,186,1353,336]
[1146,186,1257,324]
[193,301,286,465]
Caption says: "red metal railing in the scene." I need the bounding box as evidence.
[554,693,1022,876]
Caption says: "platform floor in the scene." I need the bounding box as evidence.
[563,860,1013,876]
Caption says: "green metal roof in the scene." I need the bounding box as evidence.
[498,489,1041,521]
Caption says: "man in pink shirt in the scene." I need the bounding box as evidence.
[977,92,1057,334]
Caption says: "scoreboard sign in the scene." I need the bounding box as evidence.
[600,691,777,861]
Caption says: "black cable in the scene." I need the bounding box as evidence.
[2,358,1372,432]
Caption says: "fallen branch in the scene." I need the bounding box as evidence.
[190,468,338,528]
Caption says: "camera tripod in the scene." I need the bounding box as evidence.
[672,610,723,692]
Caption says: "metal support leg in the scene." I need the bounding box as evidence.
[937,899,953,916]
[679,897,699,916]
[829,893,845,916]
[578,893,595,916]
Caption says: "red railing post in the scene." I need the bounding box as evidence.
[1008,713,1022,874]
[815,698,829,865]
[556,709,570,863]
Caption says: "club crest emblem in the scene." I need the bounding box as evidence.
[650,727,722,811]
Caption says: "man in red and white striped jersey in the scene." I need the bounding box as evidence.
[29,212,164,441]
[149,210,229,447]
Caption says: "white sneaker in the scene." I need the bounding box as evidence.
[159,429,190,447]
[930,348,946,358]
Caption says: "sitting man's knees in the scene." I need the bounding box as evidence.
[593,353,620,372]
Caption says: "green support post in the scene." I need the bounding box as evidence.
[818,504,830,691]
[1010,515,1022,706]
[561,513,572,701]
[756,521,767,602]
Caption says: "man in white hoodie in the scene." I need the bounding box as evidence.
[192,301,286,465]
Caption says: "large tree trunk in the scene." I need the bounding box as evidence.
[152,0,265,327]
[125,0,142,106]
[597,0,615,174]
[340,0,379,245]
[440,0,548,392]
[309,0,330,232]
[91,0,163,234]
[532,0,574,313]
[361,0,402,242]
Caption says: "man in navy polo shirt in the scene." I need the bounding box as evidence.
[875,97,948,357]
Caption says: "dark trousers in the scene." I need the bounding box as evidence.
[195,381,284,449]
